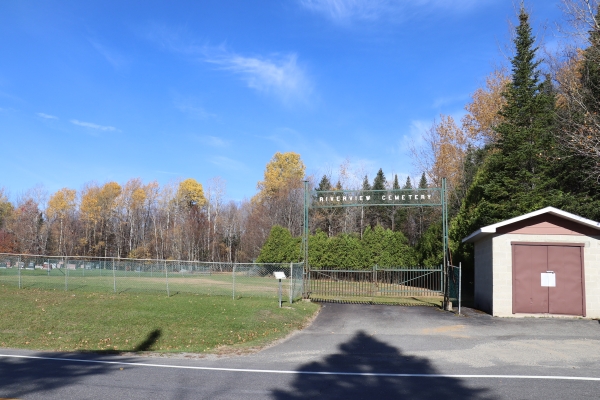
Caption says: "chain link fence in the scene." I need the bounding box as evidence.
[0,253,304,303]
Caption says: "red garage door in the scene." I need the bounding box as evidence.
[512,243,585,316]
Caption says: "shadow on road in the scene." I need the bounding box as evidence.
[0,328,161,399]
[272,330,494,400]
[133,329,161,351]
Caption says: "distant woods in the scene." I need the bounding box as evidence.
[0,154,440,265]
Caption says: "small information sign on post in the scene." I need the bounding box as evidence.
[274,271,286,307]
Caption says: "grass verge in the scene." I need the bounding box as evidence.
[0,285,319,354]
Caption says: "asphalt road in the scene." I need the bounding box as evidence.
[1,303,600,399]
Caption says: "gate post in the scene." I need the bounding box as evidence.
[442,177,450,310]
[372,265,377,297]
[302,180,309,299]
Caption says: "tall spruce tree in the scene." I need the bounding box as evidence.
[490,7,556,210]
[395,176,417,244]
[455,7,556,231]
[358,175,371,237]
[451,6,557,283]
[390,174,401,230]
[315,175,338,236]
[369,168,388,227]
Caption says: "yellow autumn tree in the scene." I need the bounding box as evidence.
[176,178,207,208]
[412,115,468,191]
[47,187,77,255]
[462,68,510,145]
[256,152,306,200]
[79,182,121,256]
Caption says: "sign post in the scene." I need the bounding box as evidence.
[274,271,286,307]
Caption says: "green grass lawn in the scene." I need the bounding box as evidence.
[0,284,319,354]
[0,268,292,298]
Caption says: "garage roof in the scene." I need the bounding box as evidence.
[462,206,600,243]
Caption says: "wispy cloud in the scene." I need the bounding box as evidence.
[70,119,119,132]
[37,112,58,120]
[192,135,230,148]
[299,0,390,21]
[299,0,484,23]
[432,94,469,109]
[399,119,431,151]
[144,25,312,104]
[209,156,247,171]
[205,51,312,103]
[89,39,130,70]
[173,97,217,120]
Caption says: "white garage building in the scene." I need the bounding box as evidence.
[462,207,600,318]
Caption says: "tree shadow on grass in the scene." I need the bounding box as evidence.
[0,328,161,399]
[272,330,495,400]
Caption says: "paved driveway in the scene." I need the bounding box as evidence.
[1,303,600,399]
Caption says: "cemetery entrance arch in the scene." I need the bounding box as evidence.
[302,178,456,306]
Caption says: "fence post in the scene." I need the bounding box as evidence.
[165,260,169,297]
[439,264,443,295]
[112,258,116,293]
[289,263,293,305]
[18,255,21,289]
[372,265,377,297]
[65,257,69,291]
[458,262,462,316]
[232,264,236,300]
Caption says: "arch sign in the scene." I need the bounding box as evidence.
[301,178,450,303]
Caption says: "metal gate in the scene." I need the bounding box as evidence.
[308,266,443,301]
[302,178,459,309]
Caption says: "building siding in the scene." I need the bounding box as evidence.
[474,236,493,313]
[487,234,600,318]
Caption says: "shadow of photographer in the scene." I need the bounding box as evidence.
[272,330,494,400]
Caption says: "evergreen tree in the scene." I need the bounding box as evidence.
[416,173,433,240]
[358,175,371,237]
[418,173,428,190]
[314,175,338,236]
[451,7,557,284]
[362,175,371,190]
[256,225,300,263]
[394,176,417,243]
[393,174,400,190]
[390,174,400,230]
[369,168,388,228]
[317,175,332,191]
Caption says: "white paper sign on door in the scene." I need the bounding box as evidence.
[541,271,556,287]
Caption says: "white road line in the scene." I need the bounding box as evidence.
[1,353,599,381]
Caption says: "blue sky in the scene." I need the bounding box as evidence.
[0,0,566,201]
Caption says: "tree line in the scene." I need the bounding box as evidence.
[0,152,308,262]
